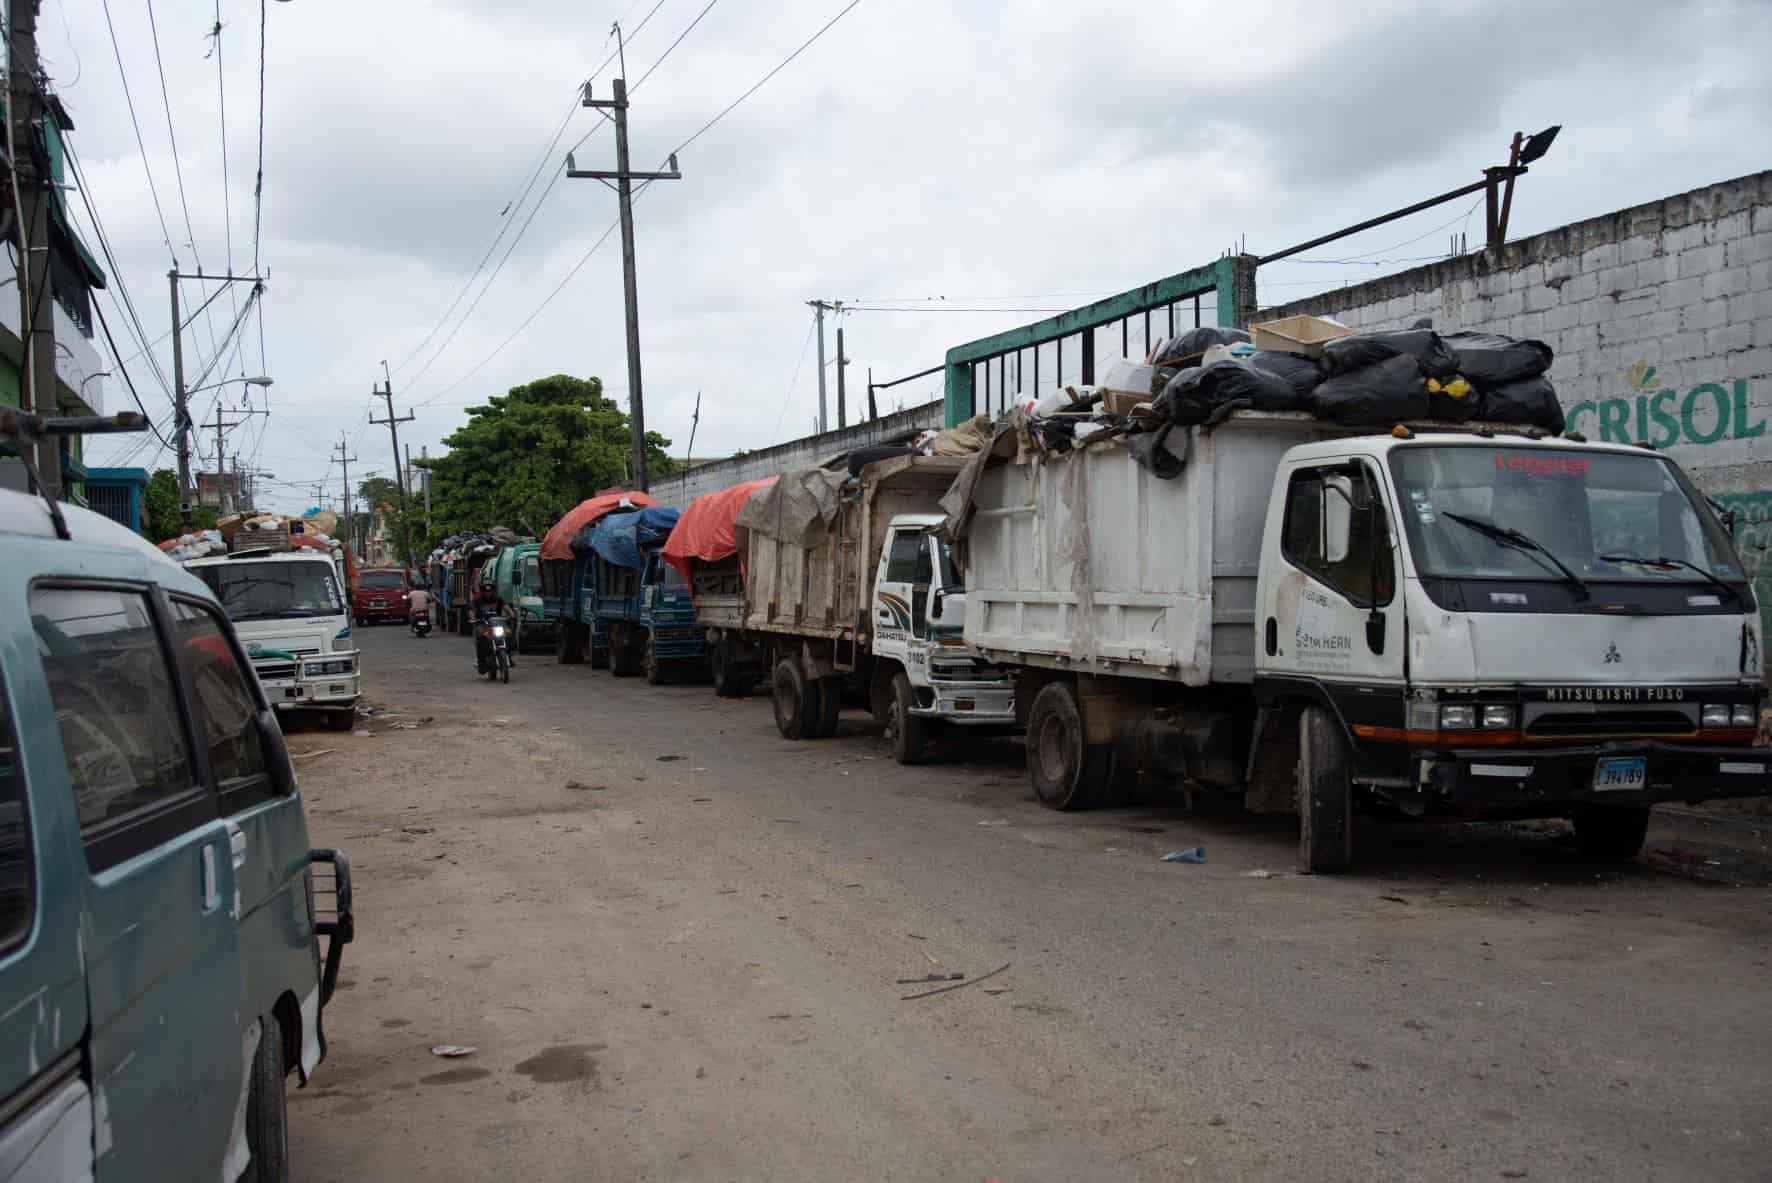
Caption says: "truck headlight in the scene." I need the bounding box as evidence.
[1701,703,1732,728]
[307,659,355,676]
[1439,704,1476,730]
[1481,704,1515,730]
[1732,703,1758,728]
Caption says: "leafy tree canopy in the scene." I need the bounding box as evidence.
[144,468,217,541]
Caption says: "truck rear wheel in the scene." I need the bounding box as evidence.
[1571,804,1651,862]
[610,628,639,678]
[710,640,746,697]
[1298,706,1353,873]
[557,623,583,665]
[1025,681,1112,811]
[811,677,842,738]
[887,672,928,765]
[772,658,819,740]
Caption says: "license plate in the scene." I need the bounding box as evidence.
[1593,757,1646,792]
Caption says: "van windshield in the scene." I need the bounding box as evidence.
[358,571,406,590]
[1388,445,1745,585]
[195,561,344,621]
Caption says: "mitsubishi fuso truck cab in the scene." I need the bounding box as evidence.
[954,410,1768,871]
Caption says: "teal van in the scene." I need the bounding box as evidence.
[0,488,353,1182]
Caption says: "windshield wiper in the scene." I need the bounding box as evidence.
[1598,553,1743,604]
[1444,512,1588,598]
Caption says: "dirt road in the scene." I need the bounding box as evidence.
[288,627,1772,1182]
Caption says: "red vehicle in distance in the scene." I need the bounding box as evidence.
[352,565,412,624]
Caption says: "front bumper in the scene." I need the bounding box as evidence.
[353,604,409,620]
[913,682,1017,725]
[263,671,361,710]
[1416,741,1771,814]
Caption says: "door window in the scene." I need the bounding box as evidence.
[1281,465,1396,607]
[884,531,924,583]
[31,585,210,870]
[171,602,276,810]
[0,677,32,953]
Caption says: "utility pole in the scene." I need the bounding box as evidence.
[333,434,356,560]
[170,272,192,526]
[370,365,415,569]
[10,1,58,500]
[206,403,266,514]
[835,318,848,430]
[684,390,700,470]
[566,32,681,493]
[867,366,878,421]
[807,301,832,433]
[419,444,431,533]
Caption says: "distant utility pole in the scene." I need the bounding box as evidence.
[208,403,266,513]
[419,444,431,533]
[685,390,701,470]
[806,300,837,433]
[9,0,59,499]
[566,26,682,493]
[169,270,263,529]
[333,434,357,559]
[371,362,416,569]
[835,320,849,430]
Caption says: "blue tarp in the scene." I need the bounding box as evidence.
[586,507,680,570]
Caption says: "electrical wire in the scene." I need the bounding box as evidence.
[770,313,816,443]
[1287,198,1483,266]
[252,0,266,274]
[630,0,718,93]
[565,0,670,156]
[98,0,178,263]
[844,305,1072,314]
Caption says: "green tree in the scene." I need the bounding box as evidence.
[420,374,674,548]
[144,468,217,541]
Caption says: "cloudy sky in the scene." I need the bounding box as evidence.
[60,0,1772,513]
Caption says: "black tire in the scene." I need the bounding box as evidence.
[887,672,928,765]
[325,710,355,733]
[1571,804,1651,862]
[1298,705,1354,873]
[643,633,664,685]
[557,623,583,665]
[1024,681,1113,811]
[241,1012,290,1183]
[771,658,818,741]
[610,628,636,678]
[811,677,842,738]
[498,649,510,684]
[710,640,745,698]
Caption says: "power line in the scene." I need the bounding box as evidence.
[771,312,816,443]
[98,0,178,263]
[252,0,266,274]
[631,0,719,92]
[565,0,670,156]
[844,305,1073,314]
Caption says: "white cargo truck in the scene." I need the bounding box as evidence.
[950,410,1768,870]
[736,456,1016,763]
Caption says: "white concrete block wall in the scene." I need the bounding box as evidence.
[1262,171,1772,657]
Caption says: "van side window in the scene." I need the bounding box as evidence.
[885,531,924,583]
[1281,465,1396,607]
[0,680,32,952]
[171,601,275,808]
[31,585,209,869]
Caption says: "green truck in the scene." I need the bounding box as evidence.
[483,541,552,654]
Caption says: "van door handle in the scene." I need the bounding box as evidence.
[201,845,221,912]
[1265,617,1278,657]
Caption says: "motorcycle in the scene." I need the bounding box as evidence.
[411,611,432,638]
[476,616,511,684]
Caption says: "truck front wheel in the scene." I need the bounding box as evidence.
[1571,804,1651,862]
[772,658,819,740]
[1025,682,1112,811]
[887,672,928,765]
[1297,705,1353,873]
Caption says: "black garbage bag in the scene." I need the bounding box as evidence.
[1158,358,1302,424]
[1480,375,1565,432]
[1307,355,1431,425]
[1442,331,1554,387]
[1321,328,1459,380]
[1245,350,1323,400]
[1426,380,1481,422]
[1126,423,1189,479]
[844,444,921,476]
[1152,326,1251,368]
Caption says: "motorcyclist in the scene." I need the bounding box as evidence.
[473,581,508,672]
[408,583,432,631]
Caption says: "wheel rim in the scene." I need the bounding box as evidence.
[1034,713,1069,785]
[888,688,903,742]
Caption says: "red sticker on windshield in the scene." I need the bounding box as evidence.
[1495,454,1589,479]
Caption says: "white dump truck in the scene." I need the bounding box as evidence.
[733,456,1016,763]
[949,410,1768,870]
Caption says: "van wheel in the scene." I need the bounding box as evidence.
[1571,804,1651,862]
[772,658,818,741]
[811,677,843,739]
[325,710,354,733]
[1025,682,1112,811]
[1298,706,1354,873]
[887,673,928,765]
[241,1013,290,1183]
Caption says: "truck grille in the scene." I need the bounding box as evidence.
[254,661,298,681]
[1526,709,1694,737]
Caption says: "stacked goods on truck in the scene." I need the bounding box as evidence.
[662,476,779,697]
[539,491,655,665]
[731,456,1016,764]
[945,322,1768,870]
[427,526,526,635]
[585,507,705,683]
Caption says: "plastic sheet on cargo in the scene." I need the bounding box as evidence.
[661,476,778,584]
[540,490,657,560]
[587,506,681,570]
[734,468,847,549]
[927,413,994,457]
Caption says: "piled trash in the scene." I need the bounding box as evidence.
[159,528,227,561]
[428,526,527,567]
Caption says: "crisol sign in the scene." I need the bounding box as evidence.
[1563,361,1765,447]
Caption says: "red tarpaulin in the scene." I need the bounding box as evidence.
[540,490,657,561]
[661,476,778,584]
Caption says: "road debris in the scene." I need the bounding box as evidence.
[1379,895,1411,905]
[292,748,336,761]
[657,755,686,762]
[896,972,964,984]
[1241,868,1274,879]
[431,1045,477,1058]
[1160,847,1207,864]
[563,781,606,791]
[352,729,372,737]
[900,961,1010,1000]
[976,818,1010,827]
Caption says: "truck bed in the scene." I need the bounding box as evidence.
[691,558,746,630]
[961,412,1345,686]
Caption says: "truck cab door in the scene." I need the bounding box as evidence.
[874,528,925,665]
[1258,459,1406,689]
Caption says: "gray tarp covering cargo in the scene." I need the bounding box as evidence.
[733,468,847,549]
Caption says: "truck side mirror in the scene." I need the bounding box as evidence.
[1322,475,1355,565]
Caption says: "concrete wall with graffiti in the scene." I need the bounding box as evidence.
[1263,170,1772,661]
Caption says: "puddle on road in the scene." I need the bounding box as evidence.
[420,1067,493,1086]
[514,1044,604,1086]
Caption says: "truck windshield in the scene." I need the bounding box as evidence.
[522,554,541,588]
[358,571,405,590]
[195,562,344,621]
[1389,445,1745,586]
